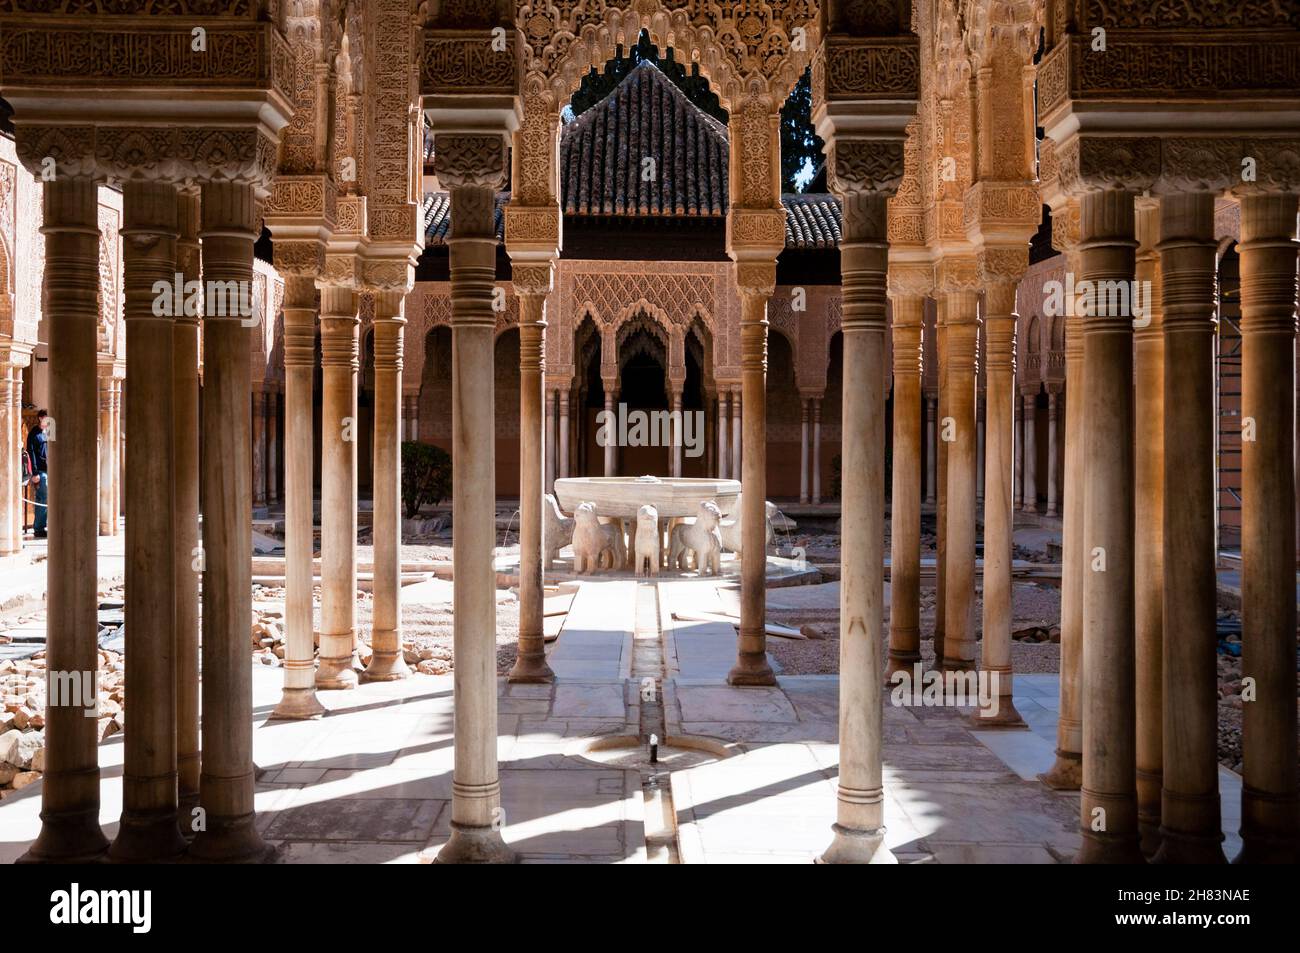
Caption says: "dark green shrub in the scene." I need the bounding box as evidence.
[402,441,452,519]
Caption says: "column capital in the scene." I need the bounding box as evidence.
[735,261,777,298]
[433,132,510,192]
[887,260,933,301]
[511,261,555,298]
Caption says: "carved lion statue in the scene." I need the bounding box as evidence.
[572,502,625,574]
[669,500,723,576]
[634,504,660,577]
[543,493,574,569]
[719,495,786,555]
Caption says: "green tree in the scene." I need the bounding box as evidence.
[401,441,452,519]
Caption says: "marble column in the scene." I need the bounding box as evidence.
[812,398,822,504]
[820,189,892,865]
[976,276,1024,727]
[886,291,924,680]
[187,179,270,863]
[727,274,776,687]
[1133,200,1166,856]
[251,389,267,507]
[717,390,729,478]
[18,177,109,863]
[1237,191,1300,864]
[271,273,324,720]
[544,387,556,493]
[1021,392,1037,512]
[670,383,684,478]
[1041,252,1085,792]
[98,375,115,534]
[1153,190,1225,863]
[1045,391,1060,516]
[1076,188,1143,864]
[174,190,202,815]
[942,285,979,672]
[267,389,280,503]
[1013,392,1023,510]
[0,365,14,555]
[731,387,742,479]
[924,395,937,505]
[975,404,985,503]
[317,284,359,690]
[509,275,554,684]
[934,299,948,666]
[800,397,811,503]
[364,291,412,684]
[558,388,570,480]
[603,387,616,476]
[111,379,122,529]
[111,179,186,861]
[434,142,513,863]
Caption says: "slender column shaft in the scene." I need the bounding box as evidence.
[934,300,948,666]
[267,389,279,502]
[174,191,202,813]
[18,178,109,863]
[1041,258,1085,790]
[110,180,186,861]
[271,276,324,719]
[812,399,822,503]
[544,387,556,493]
[558,389,570,479]
[942,289,979,671]
[1077,188,1143,864]
[510,290,554,683]
[1236,192,1299,864]
[976,408,985,502]
[98,376,114,534]
[976,283,1024,726]
[0,366,13,555]
[925,396,936,505]
[603,388,616,476]
[1013,394,1023,509]
[187,179,270,862]
[1021,393,1037,512]
[728,285,776,686]
[731,388,742,478]
[670,386,684,477]
[1046,392,1060,515]
[886,295,923,680]
[717,391,729,478]
[111,381,122,531]
[251,390,266,507]
[317,285,359,689]
[1153,191,1225,863]
[364,294,412,684]
[436,178,513,863]
[800,398,811,503]
[1133,201,1166,855]
[821,192,892,864]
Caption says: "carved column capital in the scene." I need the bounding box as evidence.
[433,133,509,191]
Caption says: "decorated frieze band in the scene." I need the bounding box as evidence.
[421,29,521,96]
[504,204,561,249]
[728,207,787,250]
[264,175,337,226]
[1038,33,1300,119]
[0,19,292,103]
[813,34,920,102]
[1053,134,1300,195]
[1072,0,1299,31]
[0,1,260,14]
[13,123,278,187]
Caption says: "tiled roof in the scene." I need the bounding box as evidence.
[560,61,728,217]
[781,194,841,249]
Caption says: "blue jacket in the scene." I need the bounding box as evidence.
[26,425,47,474]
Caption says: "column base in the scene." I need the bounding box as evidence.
[969,699,1026,729]
[507,649,555,684]
[1152,827,1227,865]
[727,651,777,687]
[270,686,326,720]
[108,810,188,863]
[431,821,518,864]
[1075,830,1145,864]
[1038,751,1083,790]
[817,824,896,864]
[15,809,110,864]
[1138,816,1162,860]
[884,648,921,683]
[1233,831,1300,865]
[315,655,359,690]
[361,650,411,683]
[177,791,201,838]
[186,813,276,864]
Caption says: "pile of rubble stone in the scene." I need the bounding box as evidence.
[0,648,125,800]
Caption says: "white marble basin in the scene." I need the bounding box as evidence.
[553,476,742,519]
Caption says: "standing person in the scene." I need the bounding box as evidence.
[27,409,49,539]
